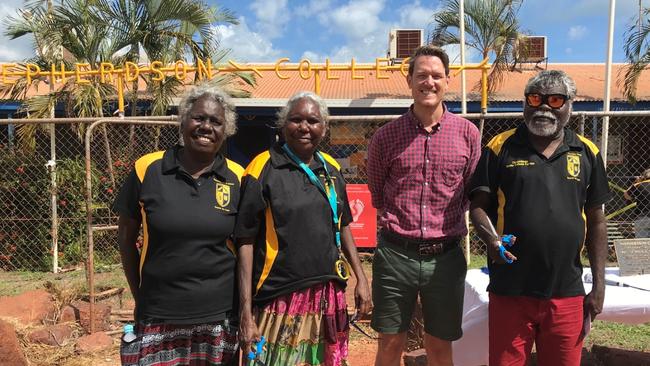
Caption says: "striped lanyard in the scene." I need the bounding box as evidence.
[281,143,341,249]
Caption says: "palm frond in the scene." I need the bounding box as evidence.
[620,9,650,103]
[429,0,526,96]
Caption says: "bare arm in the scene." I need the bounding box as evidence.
[340,226,372,315]
[584,205,607,320]
[469,191,516,264]
[117,215,141,314]
[236,238,260,351]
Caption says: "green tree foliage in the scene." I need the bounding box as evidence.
[1,0,255,147]
[429,0,529,94]
[621,7,650,104]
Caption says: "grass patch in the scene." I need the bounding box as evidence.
[0,271,61,296]
[586,320,650,352]
[468,254,488,269]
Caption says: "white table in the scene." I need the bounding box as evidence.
[452,268,650,366]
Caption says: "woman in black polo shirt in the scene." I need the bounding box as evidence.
[113,85,243,366]
[235,91,371,366]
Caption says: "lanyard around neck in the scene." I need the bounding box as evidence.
[281,144,341,249]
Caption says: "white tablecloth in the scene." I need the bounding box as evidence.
[452,267,650,366]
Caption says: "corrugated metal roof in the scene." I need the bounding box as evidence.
[11,63,650,103]
[236,63,650,102]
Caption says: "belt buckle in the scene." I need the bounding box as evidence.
[418,242,442,256]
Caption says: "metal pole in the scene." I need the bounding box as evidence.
[602,0,616,166]
[459,0,470,263]
[460,0,467,114]
[85,120,96,334]
[49,79,59,273]
[84,119,179,333]
[7,114,14,150]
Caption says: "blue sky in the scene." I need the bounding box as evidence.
[0,0,648,64]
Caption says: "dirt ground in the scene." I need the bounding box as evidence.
[2,263,648,366]
[0,265,385,366]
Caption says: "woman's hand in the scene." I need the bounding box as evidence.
[355,277,372,316]
[239,312,261,357]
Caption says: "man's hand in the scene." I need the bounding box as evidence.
[239,312,261,357]
[584,286,604,321]
[487,241,517,264]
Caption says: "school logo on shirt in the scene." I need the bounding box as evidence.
[215,182,231,208]
[567,153,581,180]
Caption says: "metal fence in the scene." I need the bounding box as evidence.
[0,111,648,272]
[323,111,650,261]
[0,117,177,272]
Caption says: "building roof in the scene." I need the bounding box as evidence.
[233,63,650,104]
[6,62,650,109]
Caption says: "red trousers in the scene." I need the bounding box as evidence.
[488,293,585,366]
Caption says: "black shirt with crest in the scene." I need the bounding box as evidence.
[235,143,353,305]
[470,126,611,298]
[113,145,243,323]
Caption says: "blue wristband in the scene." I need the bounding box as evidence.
[498,244,514,264]
[248,336,266,360]
[501,234,515,247]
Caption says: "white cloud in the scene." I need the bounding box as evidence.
[0,1,36,62]
[568,25,588,41]
[295,0,332,21]
[301,50,326,62]
[310,0,389,62]
[327,0,385,38]
[249,0,290,39]
[214,17,283,62]
[398,0,438,30]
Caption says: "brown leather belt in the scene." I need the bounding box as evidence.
[380,230,460,256]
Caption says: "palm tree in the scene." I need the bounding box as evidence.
[621,5,650,104]
[2,0,254,151]
[429,0,528,94]
[95,0,254,153]
[97,0,239,112]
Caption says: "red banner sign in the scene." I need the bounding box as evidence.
[346,184,377,248]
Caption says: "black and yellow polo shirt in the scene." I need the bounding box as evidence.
[234,143,353,305]
[470,126,611,298]
[113,145,243,323]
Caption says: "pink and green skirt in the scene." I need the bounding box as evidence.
[249,280,349,366]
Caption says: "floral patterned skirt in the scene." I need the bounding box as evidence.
[249,280,349,366]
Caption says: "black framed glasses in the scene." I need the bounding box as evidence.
[525,93,569,109]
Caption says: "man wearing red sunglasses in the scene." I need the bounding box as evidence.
[469,70,610,366]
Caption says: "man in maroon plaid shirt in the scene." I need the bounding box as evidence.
[367,45,481,366]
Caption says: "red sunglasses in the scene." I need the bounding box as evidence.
[525,93,568,109]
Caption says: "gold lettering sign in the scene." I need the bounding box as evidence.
[0,57,490,112]
[0,57,479,85]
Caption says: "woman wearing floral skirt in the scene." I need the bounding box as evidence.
[235,91,372,366]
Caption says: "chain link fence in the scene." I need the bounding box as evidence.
[0,118,177,272]
[0,111,648,271]
[323,111,650,263]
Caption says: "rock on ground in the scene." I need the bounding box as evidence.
[27,323,76,346]
[76,332,114,354]
[0,289,55,325]
[0,319,28,366]
[68,300,112,332]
